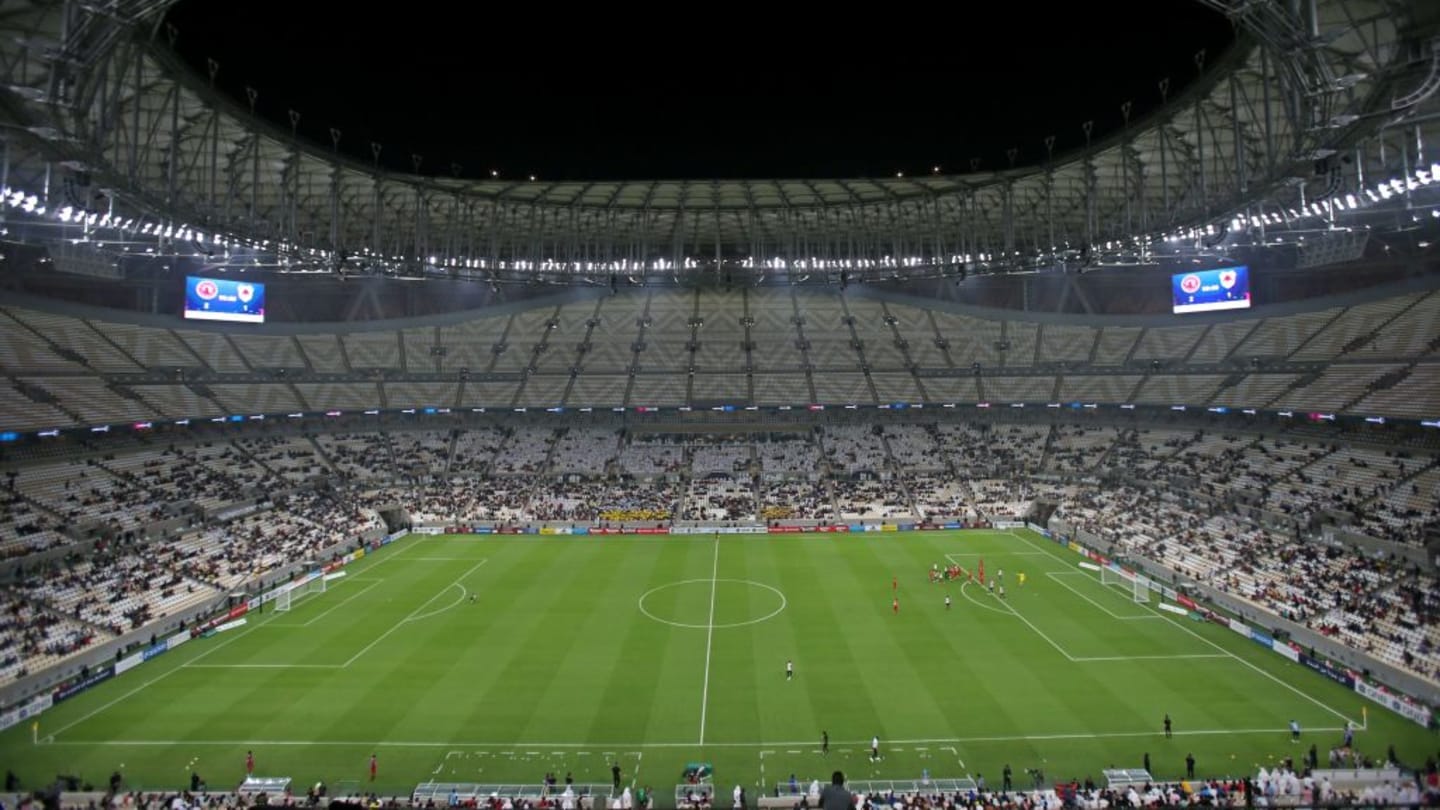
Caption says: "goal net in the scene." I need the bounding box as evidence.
[1099,565,1151,603]
[274,568,326,612]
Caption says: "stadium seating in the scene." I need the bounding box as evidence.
[2,283,1440,690]
[682,475,757,522]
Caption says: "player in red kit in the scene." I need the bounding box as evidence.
[369,753,377,782]
[245,750,254,776]
[892,597,899,614]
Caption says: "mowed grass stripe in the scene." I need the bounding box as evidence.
[710,535,798,749]
[1000,530,1359,728]
[4,530,1429,798]
[585,535,704,745]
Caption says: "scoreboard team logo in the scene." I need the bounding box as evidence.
[236,283,255,303]
[1179,274,1202,295]
[194,279,219,300]
[1218,269,1238,289]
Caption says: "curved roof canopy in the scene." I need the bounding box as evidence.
[0,0,1435,276]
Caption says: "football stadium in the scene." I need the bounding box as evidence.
[0,1,1439,807]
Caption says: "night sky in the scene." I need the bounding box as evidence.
[163,1,1236,182]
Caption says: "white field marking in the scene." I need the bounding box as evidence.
[637,579,787,629]
[1069,654,1230,662]
[1005,530,1361,727]
[957,581,1013,616]
[941,746,963,769]
[50,728,1348,749]
[271,579,386,628]
[184,663,340,669]
[630,750,642,789]
[406,583,469,622]
[342,557,489,668]
[697,537,721,745]
[944,551,1052,557]
[49,539,428,738]
[405,557,490,561]
[48,587,299,739]
[983,581,1078,661]
[1045,571,1161,621]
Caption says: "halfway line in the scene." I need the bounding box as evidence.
[697,536,720,745]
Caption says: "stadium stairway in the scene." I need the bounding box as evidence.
[1353,454,1440,512]
[1339,364,1413,413]
[283,377,312,412]
[9,377,83,425]
[307,435,341,475]
[1091,434,1122,472]
[227,438,283,484]
[1038,425,1059,470]
[32,592,114,638]
[1265,371,1324,409]
[9,489,71,527]
[874,430,921,518]
[442,429,460,476]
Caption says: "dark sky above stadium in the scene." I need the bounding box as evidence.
[164,1,1236,182]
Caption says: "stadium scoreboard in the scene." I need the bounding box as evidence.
[1171,265,1251,314]
[184,275,266,323]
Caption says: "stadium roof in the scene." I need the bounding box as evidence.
[0,0,1435,275]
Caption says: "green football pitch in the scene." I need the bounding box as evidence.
[2,529,1431,800]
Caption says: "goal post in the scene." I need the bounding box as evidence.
[1099,565,1151,603]
[273,565,325,613]
[1132,573,1151,604]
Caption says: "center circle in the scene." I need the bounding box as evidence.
[638,578,787,629]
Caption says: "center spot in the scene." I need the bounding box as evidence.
[638,578,787,629]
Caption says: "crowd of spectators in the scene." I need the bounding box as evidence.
[27,769,1440,810]
[690,439,752,475]
[234,435,330,483]
[0,487,382,683]
[756,433,822,474]
[1,420,1437,688]
[616,435,686,476]
[549,429,621,474]
[822,426,890,474]
[0,592,98,682]
[760,479,832,521]
[1055,483,1440,683]
[681,475,756,522]
[881,425,946,472]
[0,486,68,560]
[490,429,557,475]
[833,478,910,520]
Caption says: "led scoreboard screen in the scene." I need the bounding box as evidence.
[1171,265,1251,314]
[184,276,266,323]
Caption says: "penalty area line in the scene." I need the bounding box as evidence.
[42,532,427,741]
[1005,530,1362,728]
[341,557,488,668]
